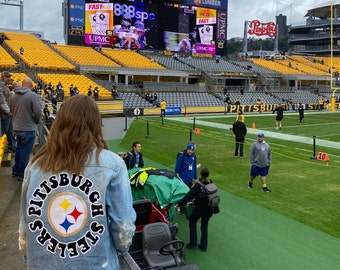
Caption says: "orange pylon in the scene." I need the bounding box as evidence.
[252,122,256,129]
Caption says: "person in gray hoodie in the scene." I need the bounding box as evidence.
[10,77,42,181]
[247,133,272,192]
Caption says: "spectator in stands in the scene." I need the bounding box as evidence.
[11,77,42,181]
[239,88,244,95]
[51,95,57,114]
[43,104,50,121]
[19,46,24,55]
[0,71,15,152]
[56,82,63,92]
[93,86,99,100]
[73,86,79,95]
[144,91,150,101]
[19,95,136,270]
[57,85,64,102]
[36,79,44,95]
[69,84,75,96]
[224,94,232,105]
[234,98,240,106]
[44,82,53,99]
[111,84,118,99]
[88,86,92,97]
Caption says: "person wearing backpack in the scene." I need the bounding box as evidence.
[175,167,215,252]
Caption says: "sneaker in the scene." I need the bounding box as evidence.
[239,155,246,159]
[248,182,253,189]
[198,244,207,252]
[232,155,238,158]
[186,243,197,249]
[262,187,271,192]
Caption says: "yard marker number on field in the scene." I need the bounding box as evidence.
[317,152,330,161]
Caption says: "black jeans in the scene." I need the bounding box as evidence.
[234,142,244,157]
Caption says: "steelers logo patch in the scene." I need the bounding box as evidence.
[48,192,87,237]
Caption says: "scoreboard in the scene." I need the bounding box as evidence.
[64,0,228,55]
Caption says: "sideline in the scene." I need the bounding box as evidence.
[167,113,340,150]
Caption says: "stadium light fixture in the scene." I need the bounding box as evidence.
[0,0,24,30]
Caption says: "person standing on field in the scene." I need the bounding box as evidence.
[232,115,247,158]
[272,104,285,130]
[298,103,304,124]
[248,133,271,192]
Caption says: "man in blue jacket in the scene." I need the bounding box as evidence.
[175,143,197,188]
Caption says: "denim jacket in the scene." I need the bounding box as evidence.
[19,148,136,269]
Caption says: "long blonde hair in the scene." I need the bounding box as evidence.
[31,95,108,175]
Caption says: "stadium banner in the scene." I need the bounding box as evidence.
[69,0,85,27]
[165,106,181,115]
[85,3,114,45]
[186,0,228,10]
[68,0,86,37]
[216,9,226,54]
[227,103,327,113]
[247,20,277,38]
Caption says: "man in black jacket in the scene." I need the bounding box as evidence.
[123,141,144,169]
[232,115,247,158]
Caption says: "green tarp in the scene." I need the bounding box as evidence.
[128,168,190,221]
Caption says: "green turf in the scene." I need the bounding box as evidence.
[107,111,340,269]
[115,111,340,238]
[175,190,340,270]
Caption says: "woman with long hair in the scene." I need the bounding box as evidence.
[19,95,136,269]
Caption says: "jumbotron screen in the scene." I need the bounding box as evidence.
[66,0,228,55]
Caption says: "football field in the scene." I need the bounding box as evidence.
[108,110,340,269]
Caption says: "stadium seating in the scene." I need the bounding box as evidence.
[37,73,112,98]
[3,32,76,71]
[253,58,304,75]
[0,30,337,114]
[0,46,18,69]
[52,44,120,68]
[102,49,165,69]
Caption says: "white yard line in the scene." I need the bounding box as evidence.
[167,114,340,150]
